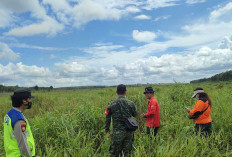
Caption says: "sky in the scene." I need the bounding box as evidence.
[0,0,232,87]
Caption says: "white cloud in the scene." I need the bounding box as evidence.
[64,0,178,27]
[52,42,232,85]
[0,42,19,61]
[75,42,168,70]
[0,0,180,36]
[50,54,56,59]
[0,61,98,87]
[186,0,206,5]
[137,1,232,53]
[5,18,64,36]
[15,62,50,77]
[55,61,99,78]
[42,0,72,13]
[0,9,14,28]
[154,15,170,22]
[10,43,67,51]
[111,46,232,83]
[159,2,232,50]
[124,6,141,13]
[0,62,51,86]
[143,0,179,10]
[1,0,180,35]
[2,0,232,87]
[53,33,232,85]
[166,22,232,49]
[0,0,48,19]
[42,0,73,24]
[1,0,63,36]
[218,35,232,50]
[134,14,151,20]
[1,36,232,87]
[132,30,157,43]
[84,43,124,54]
[72,0,123,28]
[42,0,141,28]
[210,2,232,21]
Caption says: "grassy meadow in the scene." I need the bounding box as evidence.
[1,83,232,156]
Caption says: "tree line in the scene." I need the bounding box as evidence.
[190,70,232,83]
[0,85,53,93]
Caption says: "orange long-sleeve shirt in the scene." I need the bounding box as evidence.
[145,97,160,127]
[189,100,212,124]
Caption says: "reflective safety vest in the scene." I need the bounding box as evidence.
[4,108,35,157]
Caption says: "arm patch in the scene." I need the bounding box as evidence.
[105,107,109,115]
[20,122,27,132]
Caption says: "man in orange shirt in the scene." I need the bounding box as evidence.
[187,88,212,136]
[141,87,160,137]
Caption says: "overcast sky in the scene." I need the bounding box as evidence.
[0,0,232,87]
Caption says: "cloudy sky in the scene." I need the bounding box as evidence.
[0,0,232,87]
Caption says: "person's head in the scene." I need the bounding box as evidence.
[192,87,204,99]
[116,84,126,96]
[11,88,34,110]
[192,87,212,106]
[143,87,155,99]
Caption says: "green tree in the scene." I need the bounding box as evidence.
[34,85,39,91]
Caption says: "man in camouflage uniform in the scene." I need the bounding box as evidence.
[105,84,137,157]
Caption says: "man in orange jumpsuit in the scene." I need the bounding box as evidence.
[141,87,160,137]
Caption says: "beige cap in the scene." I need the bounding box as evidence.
[192,90,204,98]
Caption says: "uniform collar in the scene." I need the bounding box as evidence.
[13,107,22,113]
[148,96,155,102]
[13,107,26,119]
[118,96,126,99]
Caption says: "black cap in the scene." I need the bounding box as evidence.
[13,88,34,99]
[117,84,126,94]
[144,87,155,94]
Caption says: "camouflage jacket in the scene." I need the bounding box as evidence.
[105,96,137,131]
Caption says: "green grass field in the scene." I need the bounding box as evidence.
[1,83,232,156]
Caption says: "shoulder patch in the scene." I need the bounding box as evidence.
[105,107,109,115]
[21,121,27,132]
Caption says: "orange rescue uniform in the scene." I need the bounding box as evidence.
[189,100,212,124]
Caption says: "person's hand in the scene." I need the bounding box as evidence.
[140,113,146,118]
[186,107,191,112]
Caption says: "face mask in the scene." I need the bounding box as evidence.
[195,95,199,100]
[26,101,32,109]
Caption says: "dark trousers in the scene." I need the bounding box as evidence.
[146,127,159,137]
[195,122,212,137]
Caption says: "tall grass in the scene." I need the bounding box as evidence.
[1,83,232,156]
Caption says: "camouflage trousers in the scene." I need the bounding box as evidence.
[109,130,134,157]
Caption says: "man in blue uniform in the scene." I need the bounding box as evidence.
[4,88,36,157]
